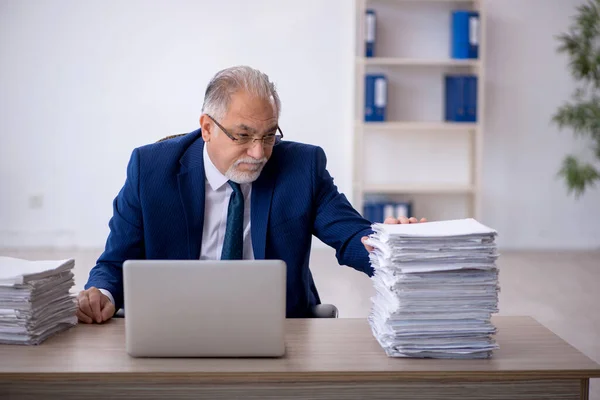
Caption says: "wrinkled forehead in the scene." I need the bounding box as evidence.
[225,93,279,132]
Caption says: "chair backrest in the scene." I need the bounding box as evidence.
[157,133,187,143]
[311,304,338,318]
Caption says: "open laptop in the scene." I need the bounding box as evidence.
[122,259,286,358]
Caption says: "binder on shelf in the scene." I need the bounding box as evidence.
[451,10,479,59]
[365,9,376,57]
[365,74,387,122]
[363,202,379,223]
[363,201,413,223]
[445,75,466,122]
[445,75,477,122]
[465,75,478,122]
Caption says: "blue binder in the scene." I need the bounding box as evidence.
[363,201,380,223]
[445,76,456,121]
[365,74,387,122]
[451,10,479,59]
[445,75,465,122]
[465,75,477,122]
[365,9,376,57]
[445,75,477,122]
[363,201,413,222]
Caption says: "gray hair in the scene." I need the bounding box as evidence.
[201,65,281,120]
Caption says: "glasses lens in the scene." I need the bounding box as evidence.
[234,134,281,146]
[263,136,276,146]
[236,136,252,145]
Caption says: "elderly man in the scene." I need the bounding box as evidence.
[77,66,425,323]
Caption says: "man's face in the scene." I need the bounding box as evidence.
[200,90,278,184]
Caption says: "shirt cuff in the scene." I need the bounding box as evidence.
[98,288,115,305]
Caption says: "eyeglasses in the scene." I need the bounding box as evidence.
[206,114,283,147]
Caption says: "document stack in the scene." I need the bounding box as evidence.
[366,218,499,359]
[0,257,77,345]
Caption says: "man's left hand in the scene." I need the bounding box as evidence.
[361,217,427,252]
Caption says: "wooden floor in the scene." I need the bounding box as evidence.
[2,247,599,399]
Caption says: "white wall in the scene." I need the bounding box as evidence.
[0,0,355,247]
[483,0,600,249]
[1,0,598,250]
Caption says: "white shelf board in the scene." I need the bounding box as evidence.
[363,183,476,194]
[359,121,478,132]
[358,57,480,67]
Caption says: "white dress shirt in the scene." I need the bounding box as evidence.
[99,144,254,305]
[200,144,254,261]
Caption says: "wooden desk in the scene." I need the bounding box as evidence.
[1,316,598,399]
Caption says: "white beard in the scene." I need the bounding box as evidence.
[225,157,267,184]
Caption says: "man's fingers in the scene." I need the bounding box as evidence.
[361,236,374,252]
[77,292,94,320]
[76,308,93,324]
[398,216,410,224]
[420,217,427,222]
[88,290,104,323]
[408,217,418,223]
[383,217,398,224]
[101,300,116,322]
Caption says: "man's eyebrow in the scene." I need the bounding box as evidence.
[235,124,279,134]
[235,124,256,133]
[264,124,279,134]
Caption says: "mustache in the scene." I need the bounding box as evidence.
[234,157,267,167]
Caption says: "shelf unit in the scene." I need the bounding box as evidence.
[358,57,480,67]
[358,121,477,132]
[363,183,476,195]
[353,0,486,221]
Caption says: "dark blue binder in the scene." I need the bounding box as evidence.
[363,202,373,222]
[465,75,477,122]
[445,75,465,122]
[363,201,382,223]
[445,75,477,122]
[365,74,387,122]
[445,76,457,121]
[365,9,376,57]
[451,10,479,59]
[363,201,413,222]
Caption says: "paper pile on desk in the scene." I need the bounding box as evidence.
[0,257,77,345]
[366,218,499,359]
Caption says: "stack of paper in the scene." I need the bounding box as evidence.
[0,257,77,345]
[366,218,499,359]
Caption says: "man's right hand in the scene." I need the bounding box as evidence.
[76,287,115,324]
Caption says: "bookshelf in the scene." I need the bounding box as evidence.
[359,121,477,132]
[358,57,480,67]
[353,0,485,221]
[363,183,476,195]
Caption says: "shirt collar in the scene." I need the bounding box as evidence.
[203,144,229,191]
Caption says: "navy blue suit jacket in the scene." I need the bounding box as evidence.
[85,129,374,317]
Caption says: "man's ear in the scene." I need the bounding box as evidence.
[199,114,212,142]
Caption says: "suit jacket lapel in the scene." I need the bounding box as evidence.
[177,137,205,259]
[251,159,276,260]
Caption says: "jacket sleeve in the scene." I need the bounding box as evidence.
[84,148,145,310]
[311,146,374,276]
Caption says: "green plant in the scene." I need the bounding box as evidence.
[553,0,600,197]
